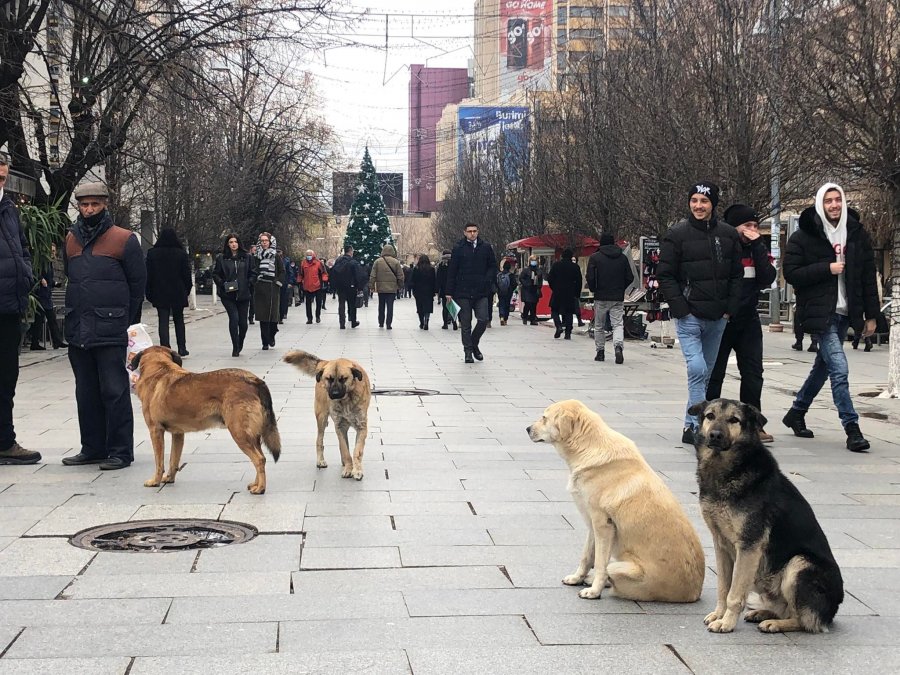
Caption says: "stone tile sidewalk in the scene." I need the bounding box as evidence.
[1,296,898,673]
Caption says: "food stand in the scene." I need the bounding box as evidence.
[506,234,601,319]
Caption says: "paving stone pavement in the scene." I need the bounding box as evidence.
[1,296,899,673]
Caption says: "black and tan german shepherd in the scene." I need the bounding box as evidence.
[689,398,844,633]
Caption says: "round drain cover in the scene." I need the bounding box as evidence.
[371,388,439,396]
[70,519,257,553]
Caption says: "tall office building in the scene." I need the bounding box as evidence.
[408,65,470,213]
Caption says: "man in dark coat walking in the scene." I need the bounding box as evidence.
[445,223,497,363]
[547,248,583,340]
[705,204,777,442]
[586,234,634,363]
[657,181,743,444]
[782,183,880,452]
[145,228,192,356]
[331,245,364,329]
[0,156,42,465]
[435,250,457,329]
[61,182,146,471]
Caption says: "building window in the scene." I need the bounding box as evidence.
[608,6,630,17]
[569,28,601,39]
[569,6,603,19]
[558,7,568,24]
[609,27,631,40]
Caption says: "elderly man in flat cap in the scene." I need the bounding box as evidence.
[61,182,146,471]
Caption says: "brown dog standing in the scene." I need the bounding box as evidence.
[131,346,281,494]
[284,350,370,480]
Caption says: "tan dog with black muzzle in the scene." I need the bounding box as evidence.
[130,346,281,494]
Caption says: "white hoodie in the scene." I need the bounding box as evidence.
[814,182,848,315]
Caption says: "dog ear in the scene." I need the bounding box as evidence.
[169,349,183,367]
[688,400,709,417]
[554,409,576,438]
[129,351,144,372]
[742,403,768,430]
[315,368,324,383]
[350,367,364,382]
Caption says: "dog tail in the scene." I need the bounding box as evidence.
[256,381,281,463]
[283,350,320,378]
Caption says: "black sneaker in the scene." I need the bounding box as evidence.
[62,452,104,466]
[99,457,131,470]
[807,342,818,353]
[0,443,42,465]
[595,350,604,362]
[681,426,694,445]
[472,346,484,361]
[464,349,474,364]
[845,422,870,453]
[614,346,624,364]
[791,340,803,351]
[782,408,814,438]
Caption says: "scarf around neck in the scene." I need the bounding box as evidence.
[255,234,277,281]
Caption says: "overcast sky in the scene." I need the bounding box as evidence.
[306,1,475,180]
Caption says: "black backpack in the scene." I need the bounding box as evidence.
[330,256,351,290]
[496,271,511,294]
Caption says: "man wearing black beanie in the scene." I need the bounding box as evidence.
[657,182,744,445]
[705,204,777,442]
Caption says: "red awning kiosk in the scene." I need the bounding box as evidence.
[507,235,600,318]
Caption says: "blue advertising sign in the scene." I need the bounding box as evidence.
[457,106,529,181]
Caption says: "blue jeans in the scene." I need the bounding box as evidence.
[676,314,727,428]
[792,313,858,427]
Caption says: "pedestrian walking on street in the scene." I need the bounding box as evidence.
[792,309,819,353]
[403,263,414,299]
[547,248,583,340]
[61,181,146,471]
[369,244,404,329]
[496,260,517,326]
[279,253,296,322]
[145,228,192,357]
[247,244,257,324]
[319,257,329,311]
[0,155,42,465]
[657,181,743,445]
[299,249,325,324]
[446,223,497,363]
[412,254,436,329]
[213,233,256,356]
[253,232,284,349]
[29,242,67,350]
[330,245,364,329]
[435,250,457,329]
[705,205,777,442]
[782,182,880,452]
[519,255,543,325]
[586,233,634,363]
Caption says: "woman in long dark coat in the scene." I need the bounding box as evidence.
[145,228,192,356]
[213,233,256,357]
[253,232,285,349]
[411,254,437,330]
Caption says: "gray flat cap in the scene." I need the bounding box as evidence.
[73,182,109,199]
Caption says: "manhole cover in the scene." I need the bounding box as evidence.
[371,388,440,396]
[69,519,257,553]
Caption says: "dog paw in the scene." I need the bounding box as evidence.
[707,619,736,634]
[352,470,363,481]
[704,611,723,626]
[340,467,353,478]
[578,587,602,599]
[562,574,585,586]
[161,474,175,484]
[757,620,783,633]
[247,484,266,495]
[143,478,160,488]
[316,460,328,468]
[744,610,771,623]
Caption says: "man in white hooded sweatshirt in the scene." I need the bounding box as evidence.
[782,183,880,452]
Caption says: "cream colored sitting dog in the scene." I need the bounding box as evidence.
[528,400,705,602]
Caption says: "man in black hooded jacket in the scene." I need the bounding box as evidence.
[705,204,777,442]
[587,233,634,363]
[782,182,879,452]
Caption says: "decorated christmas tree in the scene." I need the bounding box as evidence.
[343,147,394,266]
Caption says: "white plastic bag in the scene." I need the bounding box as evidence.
[126,323,153,393]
